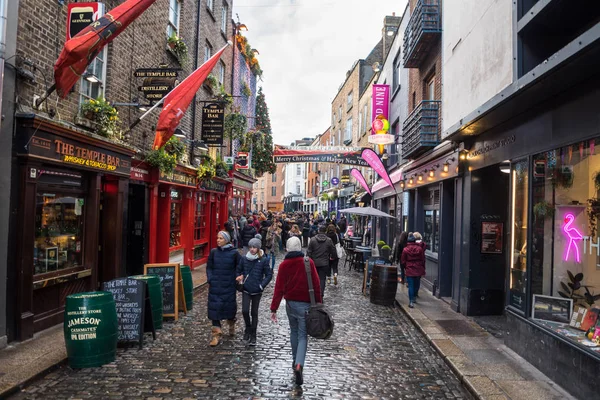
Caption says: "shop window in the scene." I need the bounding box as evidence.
[170,189,182,248]
[510,159,529,312]
[423,210,439,253]
[527,138,600,351]
[194,192,207,242]
[34,192,85,275]
[194,244,208,260]
[167,0,181,38]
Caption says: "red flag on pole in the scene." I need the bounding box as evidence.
[54,0,157,98]
[152,43,230,150]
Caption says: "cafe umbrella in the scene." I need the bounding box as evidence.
[338,207,396,219]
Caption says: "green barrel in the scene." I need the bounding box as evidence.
[64,291,118,369]
[180,265,194,311]
[131,275,163,330]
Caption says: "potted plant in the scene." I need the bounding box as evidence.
[197,156,216,181]
[533,200,555,222]
[79,97,121,138]
[145,148,177,174]
[167,32,188,64]
[380,245,392,260]
[377,240,386,251]
[320,194,329,202]
[205,74,219,93]
[587,198,600,237]
[215,157,229,178]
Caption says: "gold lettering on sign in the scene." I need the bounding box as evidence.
[54,140,121,171]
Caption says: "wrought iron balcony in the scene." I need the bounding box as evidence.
[403,0,442,68]
[402,100,440,159]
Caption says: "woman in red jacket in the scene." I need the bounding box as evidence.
[270,236,322,386]
[401,233,426,308]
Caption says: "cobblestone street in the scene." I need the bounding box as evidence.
[11,257,470,399]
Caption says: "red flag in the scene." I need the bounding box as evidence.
[153,43,230,150]
[54,0,157,98]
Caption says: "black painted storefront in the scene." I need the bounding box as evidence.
[455,73,600,399]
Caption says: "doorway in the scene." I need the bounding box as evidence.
[126,184,149,276]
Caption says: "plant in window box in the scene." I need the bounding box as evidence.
[144,148,177,174]
[533,200,555,222]
[320,194,329,202]
[241,80,252,97]
[587,198,600,237]
[197,156,216,181]
[215,157,229,178]
[163,136,186,160]
[205,73,219,93]
[79,97,122,139]
[167,32,188,64]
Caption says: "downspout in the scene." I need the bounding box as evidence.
[190,1,202,162]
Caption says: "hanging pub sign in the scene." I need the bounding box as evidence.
[135,68,180,102]
[341,169,351,184]
[198,179,227,193]
[67,2,105,40]
[235,152,249,170]
[201,103,225,145]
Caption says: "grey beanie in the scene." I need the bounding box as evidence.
[248,238,262,249]
[255,233,262,240]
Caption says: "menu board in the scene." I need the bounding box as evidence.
[481,222,504,254]
[144,263,186,320]
[102,278,147,346]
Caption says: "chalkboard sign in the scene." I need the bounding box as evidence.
[102,277,154,348]
[144,263,187,320]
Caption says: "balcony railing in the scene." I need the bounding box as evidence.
[402,100,440,159]
[403,0,441,68]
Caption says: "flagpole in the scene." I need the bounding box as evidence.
[34,84,56,109]
[128,41,231,132]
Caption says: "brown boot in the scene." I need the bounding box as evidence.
[209,327,222,347]
[227,320,236,336]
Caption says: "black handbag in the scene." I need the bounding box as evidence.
[303,256,334,339]
[236,255,255,292]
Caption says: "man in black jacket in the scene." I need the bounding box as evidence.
[240,223,257,255]
[307,226,336,299]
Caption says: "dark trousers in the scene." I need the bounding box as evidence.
[316,266,330,299]
[212,319,234,328]
[242,292,262,333]
[329,258,339,276]
[302,235,309,248]
[399,263,406,282]
[406,276,421,302]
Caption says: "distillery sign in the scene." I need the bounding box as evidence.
[24,130,131,176]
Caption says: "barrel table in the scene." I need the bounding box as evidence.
[369,264,398,306]
[131,275,163,330]
[180,265,194,311]
[64,291,118,368]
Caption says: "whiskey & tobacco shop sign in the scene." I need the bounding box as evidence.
[20,129,132,177]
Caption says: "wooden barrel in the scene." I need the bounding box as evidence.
[369,264,398,306]
[180,265,194,311]
[131,275,163,330]
[64,291,118,368]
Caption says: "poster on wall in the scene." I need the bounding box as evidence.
[481,222,503,254]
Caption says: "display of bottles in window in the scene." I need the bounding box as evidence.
[34,192,84,275]
[195,192,207,241]
[170,190,182,248]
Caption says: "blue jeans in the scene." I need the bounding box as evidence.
[269,252,276,270]
[406,276,421,302]
[286,300,310,368]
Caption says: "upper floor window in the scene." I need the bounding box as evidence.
[344,117,353,143]
[219,60,226,85]
[393,52,401,91]
[425,75,435,100]
[79,48,107,106]
[207,0,214,13]
[296,165,301,176]
[167,0,181,38]
[338,105,342,121]
[271,186,276,196]
[221,2,228,32]
[271,173,277,182]
[205,40,213,63]
[347,91,353,111]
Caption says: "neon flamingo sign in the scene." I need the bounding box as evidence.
[563,213,583,263]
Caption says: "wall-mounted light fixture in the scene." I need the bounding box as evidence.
[408,176,414,185]
[459,150,468,161]
[443,157,455,173]
[84,72,100,83]
[400,180,405,189]
[418,174,423,182]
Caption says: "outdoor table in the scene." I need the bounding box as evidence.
[354,246,372,273]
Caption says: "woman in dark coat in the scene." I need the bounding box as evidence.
[236,238,272,346]
[401,234,426,308]
[395,231,409,284]
[326,224,340,285]
[206,231,240,346]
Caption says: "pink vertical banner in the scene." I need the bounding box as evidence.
[362,148,394,189]
[371,84,390,135]
[591,140,596,155]
[351,168,372,195]
[580,142,584,158]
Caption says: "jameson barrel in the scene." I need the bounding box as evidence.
[369,264,398,306]
[64,291,118,368]
[180,265,194,311]
[131,275,163,330]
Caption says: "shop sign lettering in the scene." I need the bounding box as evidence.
[199,179,226,193]
[159,170,197,187]
[55,139,121,171]
[467,135,516,159]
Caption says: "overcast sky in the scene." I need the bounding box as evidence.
[233,0,408,146]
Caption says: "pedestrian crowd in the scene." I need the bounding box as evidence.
[207,209,427,385]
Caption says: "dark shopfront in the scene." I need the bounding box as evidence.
[456,78,600,398]
[12,114,134,341]
[404,149,459,299]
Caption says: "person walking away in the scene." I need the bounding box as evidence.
[236,238,272,346]
[413,231,427,250]
[326,224,340,285]
[338,215,347,235]
[302,219,310,248]
[239,215,247,231]
[206,231,239,346]
[270,236,322,385]
[265,222,280,270]
[240,222,257,255]
[401,234,426,308]
[394,231,409,283]
[307,226,336,299]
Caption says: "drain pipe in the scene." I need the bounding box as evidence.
[190,2,202,162]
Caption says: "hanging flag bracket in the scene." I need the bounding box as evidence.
[33,84,56,109]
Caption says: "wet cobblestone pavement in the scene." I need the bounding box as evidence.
[11,257,471,399]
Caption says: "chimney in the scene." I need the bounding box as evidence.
[382,14,402,62]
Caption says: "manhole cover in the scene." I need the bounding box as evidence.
[435,320,483,336]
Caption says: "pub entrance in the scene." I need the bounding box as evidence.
[126,183,149,276]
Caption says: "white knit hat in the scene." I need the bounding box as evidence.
[286,236,302,252]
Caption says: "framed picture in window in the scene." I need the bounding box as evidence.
[481,222,503,254]
[532,295,573,324]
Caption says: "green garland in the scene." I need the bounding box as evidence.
[224,112,247,140]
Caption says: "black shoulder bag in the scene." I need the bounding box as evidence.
[303,256,334,339]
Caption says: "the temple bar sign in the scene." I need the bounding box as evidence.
[201,103,225,145]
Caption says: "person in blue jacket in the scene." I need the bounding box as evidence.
[207,231,240,347]
[236,237,273,346]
